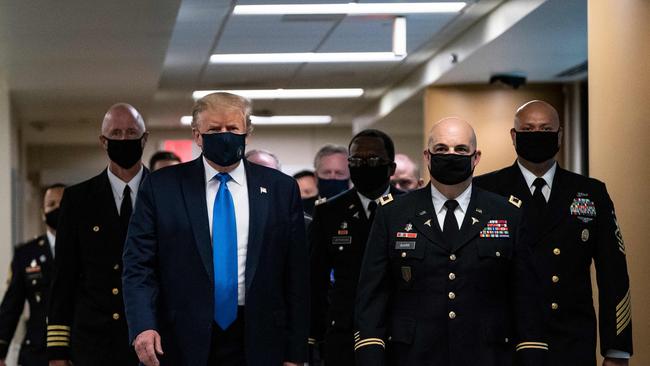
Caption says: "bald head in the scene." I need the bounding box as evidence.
[427,117,477,152]
[101,103,146,138]
[514,100,560,131]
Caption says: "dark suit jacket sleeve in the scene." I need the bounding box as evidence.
[354,206,389,366]
[0,253,26,358]
[47,190,79,360]
[123,175,160,343]
[284,180,310,362]
[593,183,633,355]
[308,204,330,345]
[510,211,548,366]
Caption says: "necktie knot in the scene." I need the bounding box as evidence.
[123,185,131,197]
[444,200,459,211]
[216,173,231,184]
[368,200,378,213]
[533,177,546,191]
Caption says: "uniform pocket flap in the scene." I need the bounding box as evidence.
[389,317,416,344]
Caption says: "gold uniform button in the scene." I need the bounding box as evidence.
[338,246,344,251]
[401,252,407,258]
[32,279,37,285]
[331,320,336,326]
[448,273,456,281]
[112,313,120,320]
[112,288,119,295]
[449,311,456,319]
[553,248,561,255]
[551,303,559,310]
[113,264,120,271]
[449,254,457,261]
[448,292,456,300]
[552,275,560,283]
[93,226,100,232]
[495,251,501,257]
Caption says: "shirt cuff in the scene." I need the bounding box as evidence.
[605,349,631,359]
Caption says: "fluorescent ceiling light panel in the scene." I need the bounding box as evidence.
[251,115,332,125]
[180,116,193,125]
[210,52,404,64]
[233,2,466,15]
[392,17,407,56]
[192,88,364,100]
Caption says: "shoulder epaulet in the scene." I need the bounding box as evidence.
[508,195,522,208]
[315,197,327,206]
[379,193,394,206]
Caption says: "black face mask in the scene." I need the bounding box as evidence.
[428,152,475,185]
[45,208,60,230]
[302,195,317,215]
[201,132,246,166]
[515,131,560,163]
[105,137,144,169]
[317,178,349,199]
[350,165,392,199]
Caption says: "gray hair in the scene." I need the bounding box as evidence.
[245,149,281,169]
[313,144,348,171]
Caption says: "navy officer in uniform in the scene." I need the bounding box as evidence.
[354,117,547,366]
[0,184,65,366]
[474,100,633,366]
[309,129,402,365]
[47,103,148,366]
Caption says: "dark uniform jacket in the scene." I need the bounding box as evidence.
[354,185,547,366]
[0,235,53,365]
[122,158,309,366]
[474,162,633,365]
[47,168,147,365]
[309,187,401,365]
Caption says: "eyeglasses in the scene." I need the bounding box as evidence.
[348,157,391,168]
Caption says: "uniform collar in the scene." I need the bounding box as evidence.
[356,186,390,210]
[517,160,557,191]
[431,182,472,215]
[106,164,144,199]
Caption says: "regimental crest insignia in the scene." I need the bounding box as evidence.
[401,266,412,283]
[340,221,348,230]
[404,223,413,232]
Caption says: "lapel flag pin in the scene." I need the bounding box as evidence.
[475,208,483,214]
[260,187,267,194]
[471,217,479,225]
[349,204,355,210]
[424,219,432,227]
[418,210,427,216]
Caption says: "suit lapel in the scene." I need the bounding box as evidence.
[244,161,269,291]
[94,170,122,247]
[181,158,213,283]
[409,185,447,253]
[452,188,492,253]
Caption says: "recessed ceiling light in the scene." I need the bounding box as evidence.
[192,88,364,100]
[209,52,404,64]
[233,2,466,15]
[251,115,332,125]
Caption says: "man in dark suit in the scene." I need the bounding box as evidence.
[122,92,309,366]
[354,117,547,366]
[473,100,633,366]
[47,103,148,366]
[0,184,64,366]
[309,129,401,365]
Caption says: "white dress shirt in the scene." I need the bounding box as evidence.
[430,183,472,230]
[46,230,56,258]
[203,157,249,305]
[107,165,144,214]
[517,161,556,202]
[357,187,390,219]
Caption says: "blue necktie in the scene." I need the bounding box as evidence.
[213,173,238,330]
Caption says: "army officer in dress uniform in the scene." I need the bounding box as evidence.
[47,104,148,366]
[309,129,402,365]
[473,100,633,366]
[354,117,547,366]
[0,184,65,366]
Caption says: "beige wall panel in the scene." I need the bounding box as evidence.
[589,0,650,363]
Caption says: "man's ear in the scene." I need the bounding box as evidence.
[388,162,397,177]
[99,135,108,150]
[557,127,563,148]
[510,128,517,147]
[473,150,482,169]
[192,128,203,149]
